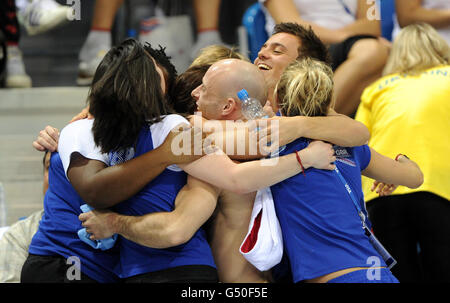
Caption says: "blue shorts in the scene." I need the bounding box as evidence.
[327,268,399,283]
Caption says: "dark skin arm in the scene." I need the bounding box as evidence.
[67,124,204,209]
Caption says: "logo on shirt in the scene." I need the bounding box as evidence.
[334,146,356,167]
[109,148,135,166]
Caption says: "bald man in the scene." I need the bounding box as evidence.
[193,58,267,121]
[190,59,271,282]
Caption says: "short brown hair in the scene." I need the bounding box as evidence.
[273,22,331,65]
[169,65,209,115]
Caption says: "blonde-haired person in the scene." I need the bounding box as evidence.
[268,57,423,283]
[190,45,248,68]
[355,23,450,283]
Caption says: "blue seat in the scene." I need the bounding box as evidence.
[380,0,396,41]
[242,2,268,62]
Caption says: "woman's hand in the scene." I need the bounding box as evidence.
[160,124,207,165]
[69,106,93,123]
[79,209,117,240]
[371,180,398,196]
[32,125,60,152]
[256,116,302,154]
[301,140,336,170]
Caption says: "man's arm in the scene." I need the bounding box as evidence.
[396,0,450,29]
[339,0,381,37]
[179,140,336,194]
[79,176,219,248]
[362,148,424,189]
[260,109,370,149]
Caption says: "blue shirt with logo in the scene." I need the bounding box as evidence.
[271,138,386,282]
[112,125,216,279]
[29,152,120,283]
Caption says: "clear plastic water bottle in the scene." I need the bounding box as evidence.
[237,89,268,120]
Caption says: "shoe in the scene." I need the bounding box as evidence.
[18,0,72,36]
[6,47,32,88]
[76,49,108,86]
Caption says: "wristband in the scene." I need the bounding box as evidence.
[395,154,409,161]
[295,151,306,177]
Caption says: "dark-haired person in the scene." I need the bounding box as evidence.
[20,39,204,283]
[260,1,390,117]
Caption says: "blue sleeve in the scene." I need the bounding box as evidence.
[280,138,309,156]
[353,144,371,171]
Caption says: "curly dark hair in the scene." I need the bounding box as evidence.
[89,38,176,153]
[144,43,178,98]
[273,22,332,65]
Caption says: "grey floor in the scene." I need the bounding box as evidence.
[0,87,88,226]
[0,0,256,226]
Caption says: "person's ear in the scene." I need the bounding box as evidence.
[222,97,237,116]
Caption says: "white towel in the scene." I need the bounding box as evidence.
[0,227,9,240]
[239,187,283,271]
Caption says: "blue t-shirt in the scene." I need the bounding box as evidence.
[271,138,386,282]
[113,124,216,279]
[29,152,120,283]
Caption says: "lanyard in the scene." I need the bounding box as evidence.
[338,0,354,17]
[334,166,368,230]
[334,165,398,269]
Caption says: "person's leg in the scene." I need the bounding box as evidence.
[21,253,98,283]
[367,194,423,282]
[77,0,124,86]
[0,210,43,282]
[124,265,219,283]
[332,38,389,117]
[191,0,224,60]
[414,192,450,282]
[0,0,32,88]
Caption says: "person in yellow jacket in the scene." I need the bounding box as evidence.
[355,22,450,283]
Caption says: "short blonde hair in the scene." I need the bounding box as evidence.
[276,58,334,117]
[383,23,450,76]
[190,45,248,68]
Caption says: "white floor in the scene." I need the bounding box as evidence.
[0,87,88,226]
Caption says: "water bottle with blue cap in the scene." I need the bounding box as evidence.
[237,89,268,120]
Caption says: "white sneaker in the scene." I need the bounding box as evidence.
[76,49,108,86]
[6,46,32,88]
[18,0,72,36]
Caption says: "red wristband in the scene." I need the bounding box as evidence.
[395,154,409,161]
[295,151,306,176]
